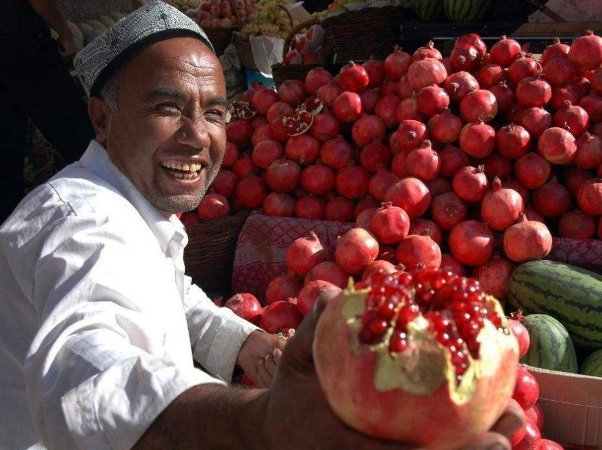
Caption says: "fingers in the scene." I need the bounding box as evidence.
[264,349,280,377]
[492,403,525,440]
[253,359,271,388]
[319,423,419,450]
[461,431,512,450]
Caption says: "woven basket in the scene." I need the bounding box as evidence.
[271,17,322,89]
[184,209,251,294]
[233,33,258,71]
[205,27,238,57]
[321,6,404,62]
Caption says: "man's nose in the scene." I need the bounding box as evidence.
[176,116,211,149]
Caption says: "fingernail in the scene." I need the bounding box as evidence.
[258,358,264,365]
[273,349,281,357]
[494,413,523,438]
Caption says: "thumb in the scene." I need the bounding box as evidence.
[282,289,340,370]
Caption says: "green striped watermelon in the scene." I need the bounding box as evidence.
[520,314,578,373]
[507,260,602,349]
[444,0,491,23]
[414,0,444,22]
[580,349,602,377]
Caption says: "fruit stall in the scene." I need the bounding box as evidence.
[177,7,602,449]
[25,0,602,449]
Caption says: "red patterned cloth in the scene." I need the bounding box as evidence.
[232,212,353,301]
[232,213,602,300]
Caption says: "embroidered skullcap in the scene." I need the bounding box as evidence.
[74,0,214,98]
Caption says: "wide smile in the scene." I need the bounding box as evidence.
[160,159,204,182]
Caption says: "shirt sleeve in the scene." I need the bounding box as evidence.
[23,211,225,450]
[183,278,260,382]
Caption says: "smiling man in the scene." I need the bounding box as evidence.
[0,2,525,450]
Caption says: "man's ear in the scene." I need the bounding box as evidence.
[88,97,111,145]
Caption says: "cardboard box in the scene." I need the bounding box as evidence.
[528,366,602,449]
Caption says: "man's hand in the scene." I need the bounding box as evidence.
[236,331,286,388]
[258,291,525,450]
[58,33,76,63]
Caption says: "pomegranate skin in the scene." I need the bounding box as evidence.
[503,215,552,263]
[481,178,524,231]
[335,228,379,275]
[395,235,442,270]
[537,127,577,165]
[313,287,519,450]
[559,211,596,239]
[473,256,516,299]
[449,220,495,266]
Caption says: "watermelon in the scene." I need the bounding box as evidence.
[414,0,444,22]
[444,0,491,23]
[580,349,602,377]
[520,314,578,373]
[508,260,602,349]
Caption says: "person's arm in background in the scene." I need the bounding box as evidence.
[28,0,75,61]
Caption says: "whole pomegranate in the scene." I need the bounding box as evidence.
[395,235,442,270]
[265,275,302,305]
[286,232,328,277]
[481,177,524,231]
[314,268,519,450]
[235,176,267,208]
[305,67,334,95]
[496,124,531,160]
[575,132,602,169]
[325,196,355,222]
[532,177,571,217]
[459,119,496,158]
[370,202,411,245]
[197,193,230,221]
[515,153,551,190]
[295,196,326,220]
[449,220,495,266]
[385,45,413,80]
[577,178,602,215]
[297,280,341,316]
[428,111,463,144]
[439,253,466,276]
[264,158,301,193]
[407,58,448,91]
[559,210,596,239]
[538,127,577,165]
[460,90,498,123]
[473,255,516,299]
[352,115,386,147]
[335,228,379,275]
[406,141,441,181]
[540,37,570,66]
[384,177,432,219]
[568,30,602,70]
[452,165,489,203]
[260,301,303,333]
[336,163,371,199]
[431,192,469,231]
[305,261,349,289]
[224,293,263,325]
[513,365,540,410]
[503,214,552,263]
[339,61,370,92]
[490,35,522,66]
[444,71,480,103]
[508,311,530,359]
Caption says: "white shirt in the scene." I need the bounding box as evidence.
[0,140,258,450]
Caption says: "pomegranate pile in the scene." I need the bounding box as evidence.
[313,266,519,450]
[183,30,602,300]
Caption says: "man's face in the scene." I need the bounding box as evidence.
[104,37,228,214]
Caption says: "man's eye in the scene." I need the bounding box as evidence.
[158,104,182,114]
[206,109,226,121]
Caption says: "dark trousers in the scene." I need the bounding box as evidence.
[0,1,95,224]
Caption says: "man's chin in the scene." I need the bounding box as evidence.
[152,193,204,215]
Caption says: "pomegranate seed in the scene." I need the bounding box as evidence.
[389,332,408,353]
[461,322,481,339]
[369,319,389,335]
[378,301,398,320]
[437,332,451,345]
[362,310,378,326]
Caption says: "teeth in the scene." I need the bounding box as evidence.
[182,163,190,171]
[176,162,183,170]
[161,161,202,172]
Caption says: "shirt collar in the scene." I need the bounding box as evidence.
[79,140,188,255]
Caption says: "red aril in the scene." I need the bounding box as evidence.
[197,193,230,221]
[508,311,530,359]
[360,88,381,115]
[285,134,320,165]
[449,220,495,266]
[543,57,577,88]
[369,169,400,201]
[278,80,306,105]
[553,102,590,137]
[235,176,267,208]
[313,268,519,450]
[305,261,349,289]
[521,106,553,139]
[385,45,413,80]
[252,139,284,169]
[265,158,301,193]
[409,219,443,245]
[335,228,379,275]
[489,82,516,113]
[225,293,263,325]
[232,153,260,179]
[413,40,443,61]
[370,202,411,245]
[450,44,480,73]
[569,30,602,70]
[396,97,427,122]
[460,90,498,123]
[260,301,302,333]
[226,121,253,148]
[532,177,571,217]
[508,54,539,85]
[332,91,363,123]
[440,145,470,177]
[515,153,551,189]
[575,132,602,169]
[426,177,451,198]
[516,76,552,108]
[297,280,341,316]
[266,275,302,304]
[301,162,335,196]
[360,141,391,172]
[311,112,340,142]
[453,165,489,203]
[577,178,602,215]
[286,231,329,277]
[352,115,387,147]
[490,35,522,66]
[440,253,466,276]
[325,196,355,222]
[428,110,463,144]
[457,33,487,56]
[375,95,402,128]
[407,58,448,91]
[384,177,431,219]
[550,87,580,111]
[263,192,295,217]
[537,127,577,165]
[355,196,379,219]
[417,86,450,117]
[222,141,239,167]
[336,162,371,199]
[339,61,370,92]
[481,177,524,231]
[541,38,570,66]
[559,210,596,239]
[496,124,531,159]
[397,119,429,152]
[295,195,326,220]
[445,71,480,103]
[363,57,386,88]
[395,235,441,269]
[320,138,353,170]
[513,366,540,410]
[579,92,602,123]
[477,64,506,88]
[305,67,333,95]
[503,214,552,262]
[317,81,342,107]
[473,255,516,299]
[407,141,441,181]
[210,170,238,197]
[431,192,469,231]
[252,88,279,115]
